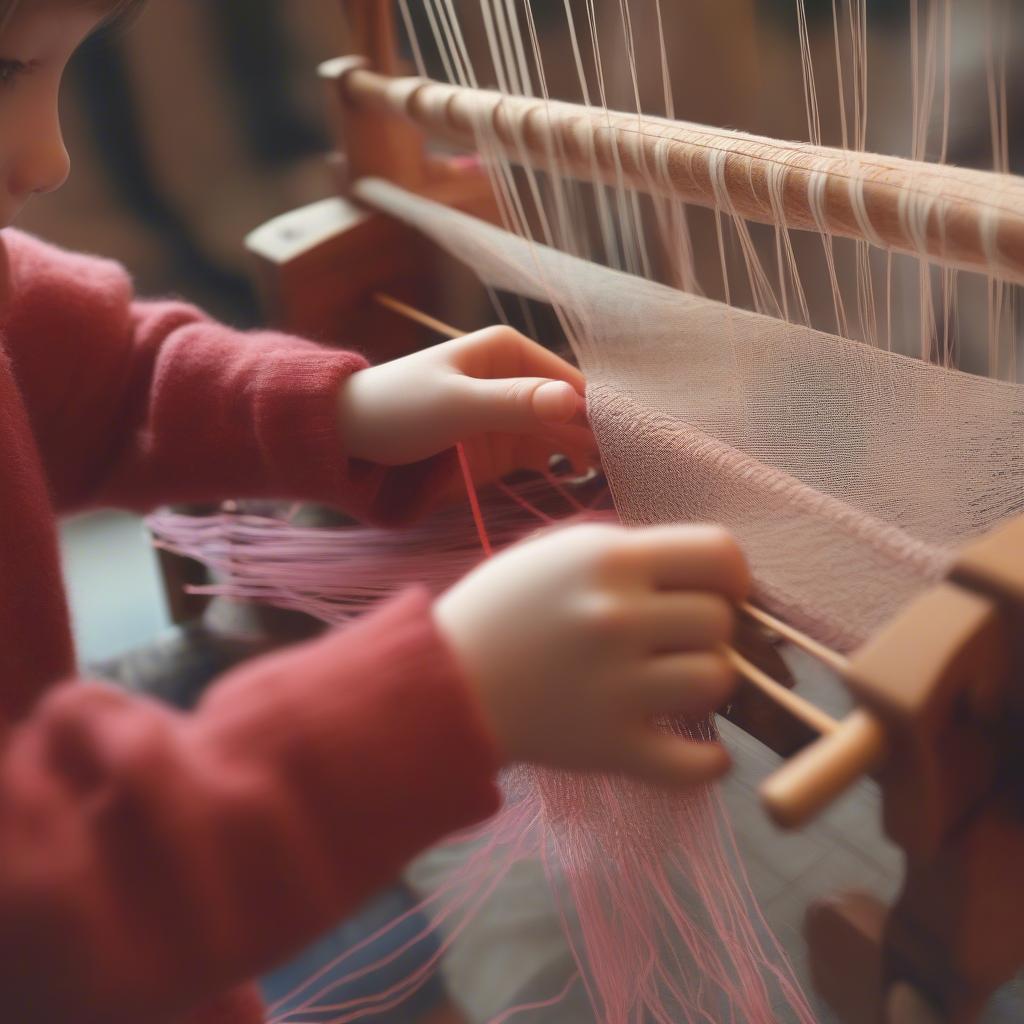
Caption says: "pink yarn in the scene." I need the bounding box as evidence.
[149,475,611,622]
[148,474,814,1023]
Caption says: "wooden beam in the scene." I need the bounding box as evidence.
[338,68,1024,285]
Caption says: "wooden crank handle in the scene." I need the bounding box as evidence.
[759,708,888,829]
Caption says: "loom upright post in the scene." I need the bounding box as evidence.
[327,1,425,188]
[345,0,400,75]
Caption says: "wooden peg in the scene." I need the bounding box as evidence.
[759,572,1009,845]
[760,708,887,829]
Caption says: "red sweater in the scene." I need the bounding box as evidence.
[0,230,501,1024]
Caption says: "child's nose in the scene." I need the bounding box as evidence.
[31,136,71,196]
[10,110,70,199]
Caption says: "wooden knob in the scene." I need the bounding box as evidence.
[760,709,888,829]
[885,983,944,1024]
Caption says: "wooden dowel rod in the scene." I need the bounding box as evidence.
[725,647,840,738]
[337,68,1024,285]
[374,292,462,339]
[740,602,850,675]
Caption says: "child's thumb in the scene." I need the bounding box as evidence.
[462,376,577,432]
[469,377,580,431]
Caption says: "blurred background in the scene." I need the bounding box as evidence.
[20,0,346,326]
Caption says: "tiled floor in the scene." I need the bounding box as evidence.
[59,510,170,666]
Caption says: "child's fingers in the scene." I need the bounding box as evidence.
[619,731,732,789]
[630,592,736,652]
[533,381,580,424]
[627,525,751,599]
[634,652,737,718]
[454,326,586,392]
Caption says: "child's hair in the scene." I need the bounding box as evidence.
[0,0,145,32]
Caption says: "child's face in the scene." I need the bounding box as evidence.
[0,2,103,229]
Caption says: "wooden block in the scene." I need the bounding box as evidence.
[952,516,1024,607]
[887,800,1024,1021]
[952,515,1024,720]
[246,195,430,353]
[845,584,1007,855]
[805,892,886,1024]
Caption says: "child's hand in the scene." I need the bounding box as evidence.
[337,326,596,478]
[434,523,749,788]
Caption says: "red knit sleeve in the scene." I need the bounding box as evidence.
[0,588,500,1024]
[0,230,456,520]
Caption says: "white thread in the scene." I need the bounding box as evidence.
[848,173,886,249]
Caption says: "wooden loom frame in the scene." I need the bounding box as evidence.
[233,4,1024,1022]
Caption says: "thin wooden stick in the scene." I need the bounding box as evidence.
[373,294,494,555]
[334,67,1024,285]
[374,291,462,339]
[725,648,840,737]
[740,602,850,675]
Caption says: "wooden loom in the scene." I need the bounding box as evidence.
[233,4,1024,1023]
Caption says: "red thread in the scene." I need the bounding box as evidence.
[456,442,493,558]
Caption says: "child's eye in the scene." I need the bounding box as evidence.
[0,60,31,89]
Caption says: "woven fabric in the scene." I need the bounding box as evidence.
[356,178,1024,650]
